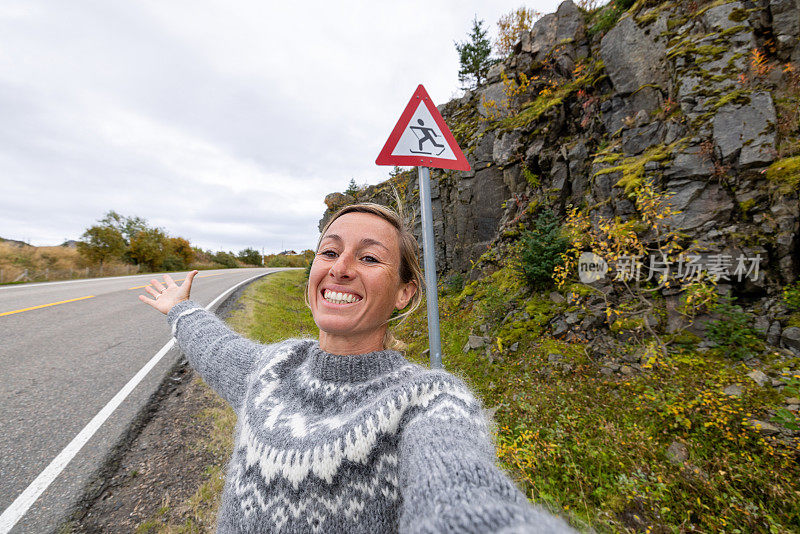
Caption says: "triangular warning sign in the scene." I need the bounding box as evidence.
[376,84,470,171]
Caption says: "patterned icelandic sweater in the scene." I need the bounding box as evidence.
[168,300,576,534]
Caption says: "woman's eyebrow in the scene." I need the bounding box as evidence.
[359,238,389,251]
[320,234,342,243]
[319,234,388,252]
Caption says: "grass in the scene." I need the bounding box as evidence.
[0,242,110,284]
[136,269,316,533]
[225,269,317,342]
[394,264,800,533]
[0,241,233,285]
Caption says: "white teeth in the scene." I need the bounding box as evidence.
[323,289,361,304]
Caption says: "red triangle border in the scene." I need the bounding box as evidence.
[375,84,471,171]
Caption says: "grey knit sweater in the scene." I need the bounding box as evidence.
[167,300,576,533]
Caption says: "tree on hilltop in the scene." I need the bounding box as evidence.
[129,227,168,271]
[77,225,126,267]
[99,210,147,245]
[455,16,496,89]
[238,248,263,266]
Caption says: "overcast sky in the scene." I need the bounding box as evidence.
[0,0,562,253]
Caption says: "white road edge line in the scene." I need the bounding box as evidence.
[0,269,237,291]
[0,270,273,534]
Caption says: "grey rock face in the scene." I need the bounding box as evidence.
[748,419,781,435]
[748,369,769,386]
[770,0,800,60]
[712,92,776,167]
[519,0,587,71]
[493,131,523,166]
[621,121,664,155]
[702,1,749,32]
[600,14,669,94]
[502,165,526,194]
[601,88,663,133]
[768,321,783,346]
[486,62,506,85]
[468,335,490,349]
[664,144,714,180]
[477,83,509,118]
[551,318,568,336]
[665,180,734,232]
[473,131,496,165]
[723,384,744,397]
[782,326,800,352]
[319,0,799,283]
[754,316,771,337]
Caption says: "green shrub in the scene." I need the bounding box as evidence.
[265,254,308,268]
[212,251,239,268]
[782,281,800,311]
[237,248,263,266]
[161,255,187,272]
[589,0,637,36]
[518,210,568,290]
[706,295,763,359]
[442,273,465,296]
[773,376,800,431]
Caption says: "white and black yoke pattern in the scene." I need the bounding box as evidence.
[168,300,575,534]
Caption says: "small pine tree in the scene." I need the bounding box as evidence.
[344,178,360,200]
[455,16,495,89]
[518,210,569,290]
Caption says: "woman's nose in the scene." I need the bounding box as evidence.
[329,252,355,279]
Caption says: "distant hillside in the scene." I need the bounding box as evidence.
[0,237,32,247]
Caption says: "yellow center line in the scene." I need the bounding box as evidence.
[0,295,96,317]
[127,272,227,290]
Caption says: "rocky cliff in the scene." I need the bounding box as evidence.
[321,0,799,310]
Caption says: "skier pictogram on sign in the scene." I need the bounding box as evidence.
[376,84,470,171]
[409,119,445,156]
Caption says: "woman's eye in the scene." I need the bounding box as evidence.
[320,250,337,258]
[362,255,379,263]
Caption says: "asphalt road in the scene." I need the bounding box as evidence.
[0,268,286,533]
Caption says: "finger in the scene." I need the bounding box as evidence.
[163,273,177,287]
[139,294,157,307]
[150,278,166,292]
[183,270,199,289]
[145,286,160,298]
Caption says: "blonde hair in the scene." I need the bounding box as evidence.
[305,200,424,351]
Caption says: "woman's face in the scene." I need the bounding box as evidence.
[308,212,416,345]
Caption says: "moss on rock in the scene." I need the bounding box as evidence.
[765,156,800,195]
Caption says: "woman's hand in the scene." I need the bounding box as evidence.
[139,270,198,314]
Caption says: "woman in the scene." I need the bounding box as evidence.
[140,202,575,533]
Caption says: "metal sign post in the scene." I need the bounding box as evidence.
[375,84,470,369]
[416,166,442,368]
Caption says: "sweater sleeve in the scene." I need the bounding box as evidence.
[397,376,576,534]
[167,299,265,412]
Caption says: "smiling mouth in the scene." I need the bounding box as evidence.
[322,289,363,304]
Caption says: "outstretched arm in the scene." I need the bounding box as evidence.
[140,272,263,412]
[397,377,576,534]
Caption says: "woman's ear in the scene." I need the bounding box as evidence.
[395,280,417,310]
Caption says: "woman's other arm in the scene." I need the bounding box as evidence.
[397,376,576,534]
[140,272,263,412]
